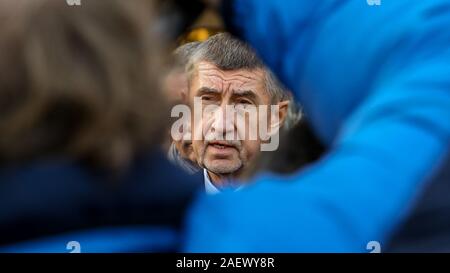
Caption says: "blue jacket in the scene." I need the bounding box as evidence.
[183,0,450,252]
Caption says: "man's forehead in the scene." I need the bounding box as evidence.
[194,61,265,89]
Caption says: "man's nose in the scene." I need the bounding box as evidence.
[211,104,235,137]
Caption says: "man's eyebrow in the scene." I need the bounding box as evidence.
[232,89,258,101]
[196,87,221,96]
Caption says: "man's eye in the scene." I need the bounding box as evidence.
[237,99,252,105]
[201,96,213,101]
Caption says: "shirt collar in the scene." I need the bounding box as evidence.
[203,169,221,195]
[203,169,246,195]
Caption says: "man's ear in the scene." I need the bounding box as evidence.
[277,100,290,128]
[267,100,289,136]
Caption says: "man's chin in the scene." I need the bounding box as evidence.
[204,160,242,175]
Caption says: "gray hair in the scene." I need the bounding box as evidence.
[173,41,201,70]
[186,33,300,130]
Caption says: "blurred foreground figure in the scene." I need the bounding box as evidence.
[0,0,201,252]
[184,0,450,252]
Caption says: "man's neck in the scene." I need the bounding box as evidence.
[207,170,240,188]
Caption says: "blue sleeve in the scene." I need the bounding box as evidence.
[183,0,450,252]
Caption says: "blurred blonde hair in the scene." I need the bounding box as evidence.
[0,0,168,170]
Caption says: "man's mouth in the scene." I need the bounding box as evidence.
[206,141,241,156]
[208,141,236,150]
[206,141,240,159]
[212,144,229,149]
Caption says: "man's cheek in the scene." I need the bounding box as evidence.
[236,108,258,141]
[244,140,260,160]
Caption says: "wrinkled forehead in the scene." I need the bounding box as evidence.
[190,61,267,97]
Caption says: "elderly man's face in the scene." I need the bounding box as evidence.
[189,61,277,178]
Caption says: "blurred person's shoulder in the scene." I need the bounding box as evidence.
[0,151,203,247]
